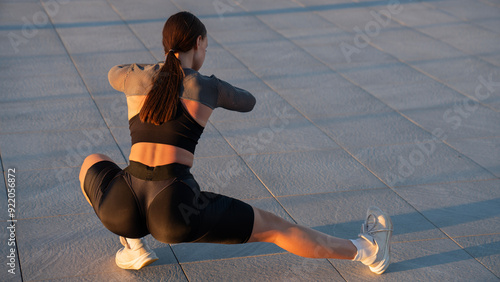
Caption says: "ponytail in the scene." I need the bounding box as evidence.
[139,11,206,125]
[139,51,184,125]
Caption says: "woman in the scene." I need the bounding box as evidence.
[79,11,393,275]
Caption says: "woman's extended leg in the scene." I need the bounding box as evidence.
[248,206,393,274]
[248,207,357,259]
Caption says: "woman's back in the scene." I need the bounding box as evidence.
[108,63,255,167]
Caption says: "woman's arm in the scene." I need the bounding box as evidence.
[216,78,256,112]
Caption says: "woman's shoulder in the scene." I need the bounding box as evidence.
[109,62,163,95]
[181,68,219,109]
[183,68,217,83]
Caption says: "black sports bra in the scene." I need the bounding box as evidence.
[129,104,204,154]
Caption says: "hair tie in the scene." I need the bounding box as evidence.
[168,49,176,53]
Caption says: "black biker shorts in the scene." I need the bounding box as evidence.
[83,160,254,244]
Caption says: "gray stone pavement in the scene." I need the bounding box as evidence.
[1,0,499,280]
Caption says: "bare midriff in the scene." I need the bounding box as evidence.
[127,99,212,168]
[129,143,195,168]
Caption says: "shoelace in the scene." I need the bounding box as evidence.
[359,214,393,244]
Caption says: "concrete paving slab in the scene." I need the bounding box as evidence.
[363,82,467,112]
[124,22,165,60]
[0,53,79,80]
[259,11,334,35]
[0,55,90,102]
[314,111,435,150]
[402,103,500,141]
[339,61,432,89]
[273,85,392,119]
[262,69,353,92]
[93,95,129,128]
[369,27,465,62]
[191,156,272,200]
[14,167,95,219]
[227,39,329,78]
[195,122,238,159]
[0,70,89,104]
[0,128,127,171]
[56,24,146,54]
[243,149,386,197]
[0,96,107,133]
[0,25,67,57]
[171,198,292,263]
[473,17,500,36]
[351,142,496,188]
[288,30,399,71]
[278,188,446,243]
[181,253,343,281]
[107,0,179,21]
[394,180,500,237]
[454,234,500,277]
[417,22,500,56]
[108,126,131,158]
[333,238,499,281]
[478,52,500,69]
[0,2,45,25]
[15,213,172,280]
[196,46,246,72]
[203,20,285,46]
[254,2,335,32]
[409,56,500,98]
[172,0,234,16]
[391,3,460,27]
[446,137,500,177]
[215,116,339,155]
[46,0,121,25]
[314,4,402,32]
[430,0,500,21]
[237,0,299,12]
[46,265,187,282]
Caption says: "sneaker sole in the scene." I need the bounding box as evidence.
[368,207,393,275]
[116,250,159,270]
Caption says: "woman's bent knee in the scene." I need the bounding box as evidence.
[79,154,113,184]
[79,154,114,206]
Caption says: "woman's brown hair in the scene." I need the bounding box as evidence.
[140,11,207,125]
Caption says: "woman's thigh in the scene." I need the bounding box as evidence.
[147,178,255,244]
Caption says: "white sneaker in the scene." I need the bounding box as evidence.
[115,236,159,270]
[358,206,393,274]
